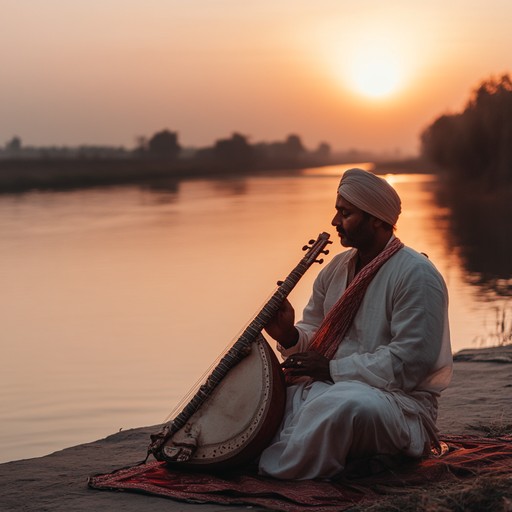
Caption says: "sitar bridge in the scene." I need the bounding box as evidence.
[162,423,200,463]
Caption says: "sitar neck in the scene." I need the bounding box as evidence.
[148,232,331,456]
[234,255,321,349]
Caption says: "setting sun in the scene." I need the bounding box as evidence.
[315,22,411,103]
[348,48,403,98]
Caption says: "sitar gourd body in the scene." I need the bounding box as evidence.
[162,334,284,470]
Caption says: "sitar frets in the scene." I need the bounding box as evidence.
[152,232,331,447]
[169,261,311,434]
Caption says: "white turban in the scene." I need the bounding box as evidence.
[337,168,401,226]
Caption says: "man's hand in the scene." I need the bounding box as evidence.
[264,299,298,348]
[281,351,332,382]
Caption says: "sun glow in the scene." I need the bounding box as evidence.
[349,49,402,98]
[315,22,412,101]
[347,46,404,99]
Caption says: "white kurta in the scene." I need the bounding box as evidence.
[259,244,452,480]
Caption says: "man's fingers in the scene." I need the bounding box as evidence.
[282,355,305,369]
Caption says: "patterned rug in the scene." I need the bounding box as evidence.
[88,435,512,511]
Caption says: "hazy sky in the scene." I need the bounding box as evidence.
[1,0,511,154]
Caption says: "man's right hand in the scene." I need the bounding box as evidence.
[264,298,299,348]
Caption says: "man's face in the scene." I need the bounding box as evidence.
[331,195,376,250]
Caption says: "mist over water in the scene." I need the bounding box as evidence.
[0,166,510,463]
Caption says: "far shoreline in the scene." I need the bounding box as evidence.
[0,156,428,194]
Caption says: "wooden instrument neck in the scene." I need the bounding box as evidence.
[147,232,331,459]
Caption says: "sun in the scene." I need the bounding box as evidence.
[347,46,403,99]
[313,21,414,101]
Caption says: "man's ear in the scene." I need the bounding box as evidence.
[371,216,384,229]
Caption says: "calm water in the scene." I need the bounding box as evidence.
[1,165,510,463]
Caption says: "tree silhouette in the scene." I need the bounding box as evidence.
[314,142,331,159]
[283,134,305,156]
[148,129,181,159]
[5,136,22,152]
[213,132,254,168]
[423,74,512,288]
[421,74,512,187]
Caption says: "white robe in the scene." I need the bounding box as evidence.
[258,244,452,480]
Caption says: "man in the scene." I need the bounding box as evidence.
[258,168,452,480]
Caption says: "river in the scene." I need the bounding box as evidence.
[0,164,510,463]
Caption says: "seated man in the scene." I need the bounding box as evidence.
[258,168,452,480]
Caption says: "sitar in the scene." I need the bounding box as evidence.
[147,232,332,470]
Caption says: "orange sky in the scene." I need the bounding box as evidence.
[1,0,511,154]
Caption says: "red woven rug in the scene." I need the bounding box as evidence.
[88,435,512,511]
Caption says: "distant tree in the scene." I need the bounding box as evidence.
[134,135,148,154]
[421,74,512,187]
[314,142,331,160]
[283,134,305,156]
[213,132,254,168]
[252,134,307,168]
[5,136,22,152]
[148,129,181,159]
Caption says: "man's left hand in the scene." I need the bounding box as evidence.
[281,351,333,382]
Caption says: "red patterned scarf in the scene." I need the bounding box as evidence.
[309,237,404,360]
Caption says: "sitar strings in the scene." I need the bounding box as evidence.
[161,288,281,424]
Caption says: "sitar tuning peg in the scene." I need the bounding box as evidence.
[308,239,316,244]
[321,249,330,255]
[315,258,324,264]
[302,245,310,251]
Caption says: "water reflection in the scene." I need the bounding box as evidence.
[436,181,512,296]
[141,179,180,199]
[212,177,250,196]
